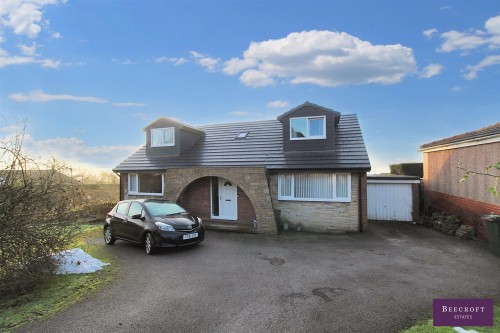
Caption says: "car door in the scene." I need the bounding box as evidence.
[111,202,130,238]
[123,202,146,242]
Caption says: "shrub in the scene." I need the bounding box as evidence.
[0,126,85,298]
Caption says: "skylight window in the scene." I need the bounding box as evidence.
[235,131,249,139]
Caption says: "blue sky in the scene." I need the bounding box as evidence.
[0,0,499,174]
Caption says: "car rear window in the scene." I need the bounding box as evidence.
[143,202,186,217]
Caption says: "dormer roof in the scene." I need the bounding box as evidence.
[143,117,205,136]
[277,101,341,122]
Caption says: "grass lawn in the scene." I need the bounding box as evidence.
[0,225,117,333]
[402,305,500,333]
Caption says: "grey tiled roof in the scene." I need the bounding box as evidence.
[113,114,371,172]
[420,122,500,150]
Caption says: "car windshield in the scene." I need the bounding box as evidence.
[143,201,187,217]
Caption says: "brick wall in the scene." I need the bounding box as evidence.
[426,189,500,240]
[177,176,211,219]
[177,176,256,224]
[269,172,360,232]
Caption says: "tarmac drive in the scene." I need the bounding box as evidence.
[18,221,500,333]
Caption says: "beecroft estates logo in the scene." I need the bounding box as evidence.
[433,299,494,327]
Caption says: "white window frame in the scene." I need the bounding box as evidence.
[128,173,165,196]
[290,116,326,140]
[150,127,175,147]
[278,172,351,202]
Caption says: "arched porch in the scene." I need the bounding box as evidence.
[163,167,278,234]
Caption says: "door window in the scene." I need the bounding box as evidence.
[128,202,143,218]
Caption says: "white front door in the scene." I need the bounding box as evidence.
[218,178,237,220]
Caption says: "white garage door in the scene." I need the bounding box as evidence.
[368,183,413,221]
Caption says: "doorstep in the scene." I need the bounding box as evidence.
[203,220,259,234]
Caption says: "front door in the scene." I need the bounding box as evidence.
[215,178,237,220]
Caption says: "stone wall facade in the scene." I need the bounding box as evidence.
[163,167,277,234]
[120,168,368,234]
[269,172,362,232]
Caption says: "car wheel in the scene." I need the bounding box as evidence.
[104,226,116,245]
[145,233,156,255]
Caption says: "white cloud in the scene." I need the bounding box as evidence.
[439,15,500,52]
[9,89,146,107]
[18,42,38,56]
[21,134,138,169]
[190,51,220,72]
[0,0,62,39]
[267,100,289,108]
[222,30,416,88]
[155,56,187,65]
[423,28,438,38]
[51,31,61,39]
[41,58,60,68]
[0,48,35,66]
[9,90,107,103]
[230,111,251,116]
[0,47,60,68]
[112,102,146,107]
[451,86,463,92]
[463,55,500,80]
[420,63,443,78]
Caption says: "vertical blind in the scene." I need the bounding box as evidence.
[278,172,350,201]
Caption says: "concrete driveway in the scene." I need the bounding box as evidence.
[19,222,500,333]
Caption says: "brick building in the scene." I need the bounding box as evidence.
[420,123,500,240]
[113,102,371,234]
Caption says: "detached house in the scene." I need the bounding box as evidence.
[113,102,371,234]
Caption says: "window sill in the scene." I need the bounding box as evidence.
[128,192,163,196]
[290,137,326,141]
[150,144,175,147]
[278,197,351,203]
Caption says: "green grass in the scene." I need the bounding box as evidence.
[402,306,500,333]
[0,225,118,333]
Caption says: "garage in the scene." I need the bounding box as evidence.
[367,175,420,222]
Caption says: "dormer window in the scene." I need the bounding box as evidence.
[151,127,174,147]
[290,116,326,140]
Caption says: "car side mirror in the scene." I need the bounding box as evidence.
[131,214,145,220]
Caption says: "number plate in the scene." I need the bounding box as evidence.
[183,233,198,240]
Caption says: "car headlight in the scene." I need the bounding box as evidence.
[155,222,175,231]
[197,217,203,225]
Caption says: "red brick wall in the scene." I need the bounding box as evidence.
[426,189,500,240]
[178,176,211,219]
[237,186,257,223]
[177,176,256,224]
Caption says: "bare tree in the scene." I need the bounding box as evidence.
[0,123,85,297]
